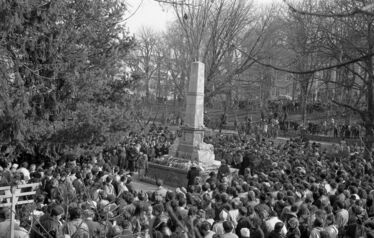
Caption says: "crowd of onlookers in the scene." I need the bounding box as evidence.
[0,125,373,238]
[251,116,365,140]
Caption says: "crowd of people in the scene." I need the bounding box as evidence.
[0,125,373,238]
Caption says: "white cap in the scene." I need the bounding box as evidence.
[240,228,250,237]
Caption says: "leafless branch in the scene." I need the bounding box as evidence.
[331,99,364,117]
[283,0,374,17]
[234,43,374,75]
[154,0,201,7]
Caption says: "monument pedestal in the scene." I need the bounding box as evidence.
[169,127,216,168]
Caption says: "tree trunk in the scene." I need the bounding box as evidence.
[301,89,307,124]
[292,79,296,101]
[157,55,161,100]
[364,121,373,160]
[145,76,150,103]
[364,58,374,160]
[300,81,308,125]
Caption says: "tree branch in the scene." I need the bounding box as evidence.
[234,43,374,75]
[283,0,374,17]
[154,0,201,7]
[331,99,364,117]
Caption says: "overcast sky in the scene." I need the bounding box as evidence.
[125,0,282,34]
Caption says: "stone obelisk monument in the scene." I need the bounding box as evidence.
[170,61,215,167]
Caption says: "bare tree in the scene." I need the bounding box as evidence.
[282,0,374,158]
[134,27,160,103]
[162,22,192,103]
[277,0,327,123]
[165,0,277,107]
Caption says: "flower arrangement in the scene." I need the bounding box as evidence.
[151,155,191,170]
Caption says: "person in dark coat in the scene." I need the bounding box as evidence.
[118,147,127,170]
[127,144,140,172]
[239,151,252,176]
[31,205,64,238]
[187,162,200,191]
[217,160,230,181]
[236,207,251,238]
[268,222,285,238]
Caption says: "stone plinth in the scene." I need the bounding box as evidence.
[146,162,188,187]
[174,127,215,164]
[145,162,223,188]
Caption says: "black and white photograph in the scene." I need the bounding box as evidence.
[0,0,374,237]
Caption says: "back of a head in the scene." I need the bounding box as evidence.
[0,208,10,219]
[200,221,211,232]
[188,206,198,216]
[221,193,229,203]
[274,222,284,232]
[156,179,163,187]
[178,196,186,207]
[335,200,345,209]
[202,183,210,192]
[326,213,335,225]
[51,205,64,217]
[313,217,324,228]
[69,207,81,220]
[22,162,28,168]
[223,221,233,233]
[239,206,248,216]
[153,203,164,214]
[260,193,267,202]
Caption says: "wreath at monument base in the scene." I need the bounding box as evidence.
[151,155,191,170]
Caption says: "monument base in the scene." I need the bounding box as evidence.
[169,135,217,170]
[144,160,221,188]
[145,162,188,187]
